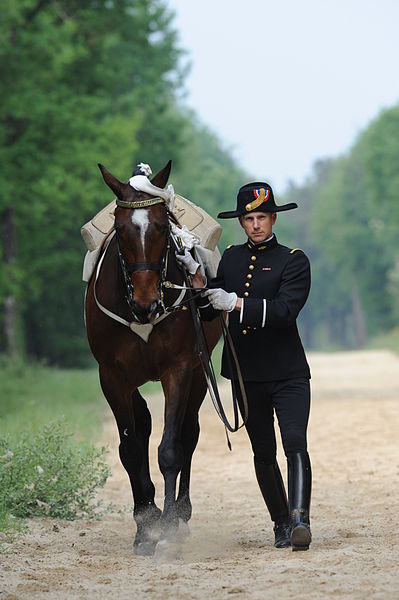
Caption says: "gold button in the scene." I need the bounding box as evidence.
[249,265,255,270]
[247,274,252,279]
[245,282,250,288]
[244,291,249,297]
[251,255,256,261]
[242,329,247,335]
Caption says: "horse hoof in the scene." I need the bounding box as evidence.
[153,539,169,562]
[177,518,190,541]
[153,538,182,562]
[133,541,157,556]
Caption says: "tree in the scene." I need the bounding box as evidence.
[354,105,399,322]
[280,99,399,351]
[0,1,250,366]
[170,111,248,249]
[280,160,337,349]
[0,0,185,364]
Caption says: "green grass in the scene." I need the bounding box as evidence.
[0,357,104,440]
[0,357,177,441]
[366,327,399,356]
[0,347,223,543]
[0,424,110,523]
[0,358,115,542]
[0,344,224,441]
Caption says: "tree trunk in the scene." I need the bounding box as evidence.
[351,286,367,347]
[1,206,18,356]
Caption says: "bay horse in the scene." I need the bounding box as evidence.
[85,161,221,555]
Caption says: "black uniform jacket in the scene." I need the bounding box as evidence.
[201,235,311,382]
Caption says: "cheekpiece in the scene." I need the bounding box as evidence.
[217,182,297,219]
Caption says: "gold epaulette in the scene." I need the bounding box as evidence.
[226,244,234,250]
[290,247,303,254]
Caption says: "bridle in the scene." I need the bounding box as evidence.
[114,196,188,323]
[116,223,170,321]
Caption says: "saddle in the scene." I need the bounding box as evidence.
[81,194,222,282]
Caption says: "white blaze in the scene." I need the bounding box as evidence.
[131,209,149,250]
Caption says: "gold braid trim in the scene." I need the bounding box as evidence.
[116,197,165,209]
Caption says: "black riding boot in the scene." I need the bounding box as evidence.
[288,451,312,551]
[254,459,290,548]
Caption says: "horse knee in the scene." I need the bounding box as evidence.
[135,403,152,438]
[119,437,142,471]
[158,439,183,475]
[181,418,200,454]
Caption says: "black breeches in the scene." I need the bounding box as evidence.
[235,378,310,464]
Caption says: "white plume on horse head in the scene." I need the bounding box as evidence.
[129,162,175,211]
[136,163,152,177]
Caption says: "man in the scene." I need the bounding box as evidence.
[179,181,312,551]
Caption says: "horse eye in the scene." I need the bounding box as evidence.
[156,223,168,234]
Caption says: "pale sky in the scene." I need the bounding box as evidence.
[168,0,399,193]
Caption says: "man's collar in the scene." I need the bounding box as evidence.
[247,234,278,252]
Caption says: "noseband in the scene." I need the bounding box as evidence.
[121,262,162,273]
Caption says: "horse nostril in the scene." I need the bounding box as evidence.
[131,301,149,324]
[131,300,163,324]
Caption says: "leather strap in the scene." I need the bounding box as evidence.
[125,262,161,272]
[116,197,165,209]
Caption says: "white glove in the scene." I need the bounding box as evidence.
[176,249,200,275]
[204,288,238,312]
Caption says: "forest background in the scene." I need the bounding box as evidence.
[1,0,399,368]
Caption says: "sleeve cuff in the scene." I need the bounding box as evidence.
[241,297,267,326]
[199,301,211,308]
[262,299,267,327]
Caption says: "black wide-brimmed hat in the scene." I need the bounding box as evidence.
[217,182,297,219]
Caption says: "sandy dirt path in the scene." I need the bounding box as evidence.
[1,350,399,599]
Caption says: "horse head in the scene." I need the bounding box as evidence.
[98,160,172,324]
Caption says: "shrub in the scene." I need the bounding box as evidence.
[0,422,110,527]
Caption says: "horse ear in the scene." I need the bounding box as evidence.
[151,160,172,189]
[98,164,127,200]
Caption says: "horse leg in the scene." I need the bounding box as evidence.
[176,365,207,526]
[158,367,193,540]
[131,389,162,553]
[99,366,160,555]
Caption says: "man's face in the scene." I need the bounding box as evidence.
[240,211,277,243]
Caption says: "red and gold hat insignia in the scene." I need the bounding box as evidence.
[245,188,270,212]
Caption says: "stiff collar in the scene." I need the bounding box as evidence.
[247,234,278,252]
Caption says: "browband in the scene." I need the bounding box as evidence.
[116,196,165,209]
